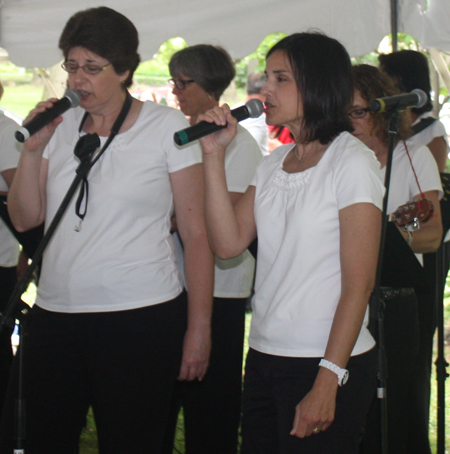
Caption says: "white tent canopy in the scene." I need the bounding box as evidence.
[0,0,449,68]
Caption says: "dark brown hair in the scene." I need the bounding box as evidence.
[378,50,433,115]
[59,7,140,88]
[267,32,354,145]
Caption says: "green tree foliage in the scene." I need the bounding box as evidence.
[234,33,286,89]
[134,37,187,85]
[133,33,289,89]
[351,33,420,66]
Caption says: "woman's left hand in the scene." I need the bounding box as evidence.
[178,325,211,381]
[290,377,337,438]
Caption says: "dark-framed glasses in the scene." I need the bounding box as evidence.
[168,78,195,90]
[348,108,370,119]
[61,62,111,75]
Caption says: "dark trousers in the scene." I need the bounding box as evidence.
[404,289,434,454]
[0,266,16,420]
[242,347,377,454]
[162,296,247,454]
[0,292,187,454]
[360,289,420,454]
[404,249,443,454]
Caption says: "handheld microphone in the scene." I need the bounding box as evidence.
[369,89,427,113]
[15,89,81,142]
[174,99,264,146]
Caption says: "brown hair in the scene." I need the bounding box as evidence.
[59,7,140,88]
[352,64,412,146]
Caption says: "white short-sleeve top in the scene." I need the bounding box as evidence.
[0,112,21,267]
[37,101,202,313]
[249,132,384,357]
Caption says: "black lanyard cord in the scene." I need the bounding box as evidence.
[74,90,133,230]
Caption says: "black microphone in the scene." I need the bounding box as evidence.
[15,89,81,142]
[369,89,427,113]
[174,99,264,146]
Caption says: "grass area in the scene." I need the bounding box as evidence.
[79,410,98,454]
[0,83,44,120]
[429,282,450,452]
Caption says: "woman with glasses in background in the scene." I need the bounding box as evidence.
[1,7,214,453]
[351,64,442,454]
[163,44,262,454]
[378,50,449,454]
[350,65,442,256]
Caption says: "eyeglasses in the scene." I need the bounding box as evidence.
[348,108,370,119]
[168,79,195,90]
[61,62,111,75]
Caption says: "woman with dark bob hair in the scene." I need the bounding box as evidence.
[163,44,261,454]
[378,50,449,171]
[351,64,442,454]
[197,32,385,453]
[1,6,214,453]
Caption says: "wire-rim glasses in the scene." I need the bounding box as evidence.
[61,62,111,75]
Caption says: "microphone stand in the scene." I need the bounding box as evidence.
[368,111,399,454]
[0,133,100,453]
[435,242,449,454]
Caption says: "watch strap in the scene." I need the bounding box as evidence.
[319,359,349,386]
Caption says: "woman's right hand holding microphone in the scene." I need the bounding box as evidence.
[197,104,237,159]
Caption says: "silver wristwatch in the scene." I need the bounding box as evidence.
[319,359,349,386]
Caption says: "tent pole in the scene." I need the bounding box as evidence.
[390,0,398,51]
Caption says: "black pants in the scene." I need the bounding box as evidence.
[162,296,247,454]
[360,288,420,454]
[242,347,377,454]
[0,292,187,454]
[0,266,16,420]
[404,250,441,454]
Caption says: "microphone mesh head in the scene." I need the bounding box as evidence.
[65,89,81,107]
[245,99,264,118]
[411,89,427,109]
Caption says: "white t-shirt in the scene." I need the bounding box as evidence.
[381,140,443,259]
[36,101,202,313]
[249,132,384,358]
[410,112,449,151]
[409,113,450,238]
[381,140,442,215]
[234,102,269,156]
[0,112,21,267]
[174,124,262,298]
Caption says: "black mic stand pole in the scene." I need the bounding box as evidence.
[0,133,100,453]
[435,243,449,454]
[369,111,399,454]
